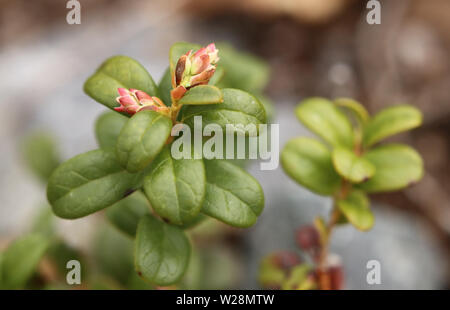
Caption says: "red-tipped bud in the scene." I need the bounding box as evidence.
[172,43,219,96]
[295,225,321,251]
[114,88,169,116]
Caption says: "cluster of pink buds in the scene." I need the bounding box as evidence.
[171,43,219,101]
[114,88,170,116]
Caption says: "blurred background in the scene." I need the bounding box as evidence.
[0,0,449,289]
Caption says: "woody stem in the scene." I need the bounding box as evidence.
[317,180,351,290]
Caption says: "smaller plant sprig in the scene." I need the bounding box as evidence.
[271,97,423,290]
[46,42,268,287]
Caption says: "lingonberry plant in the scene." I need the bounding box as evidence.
[45,42,268,287]
[259,98,424,290]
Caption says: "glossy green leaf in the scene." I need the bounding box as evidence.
[22,132,60,182]
[357,144,424,193]
[201,160,264,228]
[178,85,223,105]
[116,111,172,173]
[143,146,205,225]
[1,234,50,289]
[363,105,422,147]
[295,97,354,149]
[158,67,172,106]
[106,191,151,237]
[169,42,201,76]
[181,88,266,134]
[95,111,128,149]
[215,43,270,93]
[337,190,374,231]
[332,148,375,183]
[334,98,370,124]
[135,215,191,286]
[84,56,158,111]
[281,137,341,195]
[47,149,143,219]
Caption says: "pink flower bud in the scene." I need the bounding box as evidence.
[172,43,219,96]
[114,88,169,116]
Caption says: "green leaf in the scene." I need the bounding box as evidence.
[135,215,191,286]
[215,43,270,93]
[1,234,50,289]
[106,191,151,237]
[201,160,264,228]
[169,42,201,76]
[47,149,143,219]
[332,148,375,183]
[158,67,172,106]
[30,205,55,237]
[363,104,422,147]
[94,223,134,285]
[334,98,370,124]
[178,85,223,105]
[181,88,266,134]
[84,56,158,112]
[281,137,341,196]
[143,146,206,225]
[22,132,60,182]
[337,190,374,231]
[357,144,424,193]
[281,264,313,290]
[116,111,172,173]
[95,111,128,149]
[295,97,354,149]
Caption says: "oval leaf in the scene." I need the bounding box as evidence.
[135,215,191,286]
[95,111,128,149]
[295,98,354,149]
[143,146,205,225]
[106,191,151,237]
[332,148,375,183]
[47,149,143,219]
[84,56,158,112]
[181,88,266,134]
[158,67,172,106]
[281,137,341,195]
[1,234,50,289]
[337,190,374,231]
[334,98,370,124]
[178,85,223,105]
[201,160,264,228]
[363,104,422,147]
[357,144,424,193]
[116,111,172,173]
